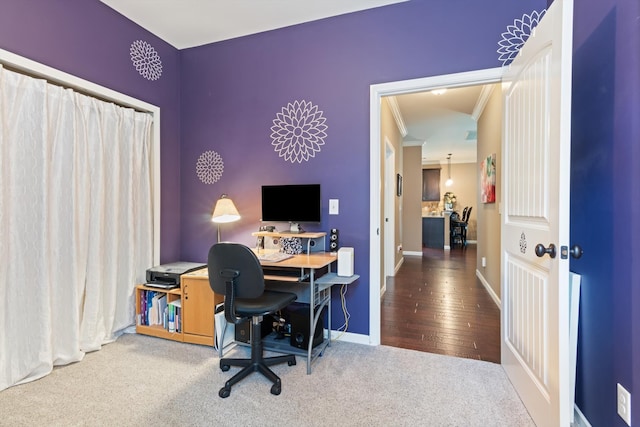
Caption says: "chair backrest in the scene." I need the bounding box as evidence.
[464,206,472,224]
[208,242,265,299]
[450,211,460,222]
[461,207,468,222]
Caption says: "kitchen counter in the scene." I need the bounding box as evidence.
[422,216,444,248]
[422,211,452,249]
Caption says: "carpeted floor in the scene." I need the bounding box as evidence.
[0,333,534,426]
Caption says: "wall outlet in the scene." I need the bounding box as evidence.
[617,383,632,426]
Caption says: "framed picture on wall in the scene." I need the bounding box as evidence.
[396,173,402,196]
[481,153,496,203]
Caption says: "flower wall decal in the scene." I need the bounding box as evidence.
[519,232,528,254]
[270,100,328,164]
[196,150,224,184]
[130,40,163,81]
[497,9,547,66]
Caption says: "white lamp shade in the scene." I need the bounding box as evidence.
[211,197,240,223]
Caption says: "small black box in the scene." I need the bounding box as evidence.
[288,304,324,349]
[234,316,274,343]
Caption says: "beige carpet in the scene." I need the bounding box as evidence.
[0,333,534,426]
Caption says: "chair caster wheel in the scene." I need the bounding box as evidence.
[219,387,231,398]
[220,364,230,372]
[270,383,281,395]
[288,359,296,366]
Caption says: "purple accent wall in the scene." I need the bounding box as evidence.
[0,0,182,262]
[571,0,640,425]
[178,0,546,336]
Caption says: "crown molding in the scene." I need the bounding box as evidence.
[386,96,407,137]
[471,84,495,121]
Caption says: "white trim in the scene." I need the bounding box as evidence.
[370,67,504,346]
[476,270,501,309]
[0,48,162,265]
[471,84,495,121]
[386,96,407,137]
[328,330,372,345]
[402,251,422,257]
[572,405,592,427]
[394,256,404,275]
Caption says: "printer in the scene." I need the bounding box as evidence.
[145,261,206,288]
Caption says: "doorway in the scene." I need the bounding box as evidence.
[368,68,504,346]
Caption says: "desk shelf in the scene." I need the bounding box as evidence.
[252,231,326,254]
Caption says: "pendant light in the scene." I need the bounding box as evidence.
[445,153,453,187]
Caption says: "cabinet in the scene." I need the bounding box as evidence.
[422,217,444,248]
[422,168,441,201]
[135,268,223,346]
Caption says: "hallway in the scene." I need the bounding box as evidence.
[380,246,501,363]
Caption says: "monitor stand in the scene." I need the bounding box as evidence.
[280,222,304,234]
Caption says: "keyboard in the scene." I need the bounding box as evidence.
[256,252,294,262]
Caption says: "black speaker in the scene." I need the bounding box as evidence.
[329,228,339,252]
[288,304,324,350]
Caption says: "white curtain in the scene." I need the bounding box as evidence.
[0,65,154,391]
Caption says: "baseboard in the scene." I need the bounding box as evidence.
[395,256,404,275]
[328,330,371,345]
[475,269,501,309]
[573,405,592,427]
[402,251,422,257]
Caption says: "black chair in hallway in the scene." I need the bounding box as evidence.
[208,242,298,398]
[461,206,472,245]
[450,207,472,248]
[450,211,464,248]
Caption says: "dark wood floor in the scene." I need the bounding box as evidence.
[381,245,501,363]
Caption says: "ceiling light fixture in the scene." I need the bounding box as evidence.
[445,153,453,187]
[431,88,447,96]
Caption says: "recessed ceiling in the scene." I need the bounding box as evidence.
[100,0,407,49]
[392,85,494,165]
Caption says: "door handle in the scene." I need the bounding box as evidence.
[535,243,556,259]
[569,244,583,259]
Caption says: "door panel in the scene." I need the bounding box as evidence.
[501,0,573,425]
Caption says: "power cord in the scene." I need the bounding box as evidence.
[334,284,350,340]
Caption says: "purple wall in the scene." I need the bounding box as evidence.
[0,0,183,262]
[571,0,640,425]
[178,0,546,337]
[2,0,637,425]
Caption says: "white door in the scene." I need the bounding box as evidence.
[501,0,573,425]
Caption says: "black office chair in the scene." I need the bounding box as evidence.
[208,242,297,398]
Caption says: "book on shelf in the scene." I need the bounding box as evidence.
[168,299,182,333]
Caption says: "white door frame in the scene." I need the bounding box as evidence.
[369,67,504,345]
[384,138,396,286]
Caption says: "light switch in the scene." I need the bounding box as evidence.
[329,199,339,215]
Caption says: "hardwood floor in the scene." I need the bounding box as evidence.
[380,245,501,363]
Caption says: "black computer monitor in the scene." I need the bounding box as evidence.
[261,184,321,233]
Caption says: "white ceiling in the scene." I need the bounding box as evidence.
[100,0,489,165]
[392,85,492,165]
[99,0,407,49]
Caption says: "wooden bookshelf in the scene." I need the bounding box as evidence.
[135,268,223,346]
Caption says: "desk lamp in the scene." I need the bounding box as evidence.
[211,194,241,242]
